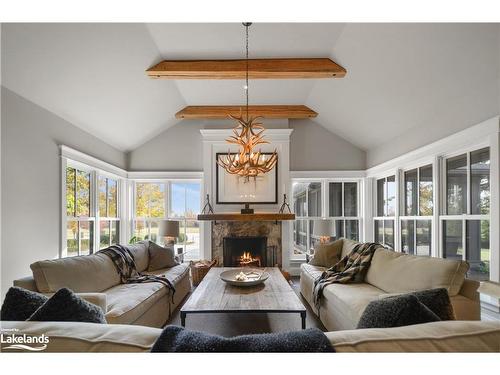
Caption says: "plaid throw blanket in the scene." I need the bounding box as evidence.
[98,244,176,304]
[313,242,380,310]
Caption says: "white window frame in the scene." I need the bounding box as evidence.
[373,173,398,250]
[399,163,435,257]
[61,147,126,258]
[366,116,498,282]
[291,176,364,261]
[439,145,491,280]
[130,178,203,261]
[97,172,121,250]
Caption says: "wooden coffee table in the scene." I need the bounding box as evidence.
[180,267,307,330]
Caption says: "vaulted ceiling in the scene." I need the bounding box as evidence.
[2,23,499,152]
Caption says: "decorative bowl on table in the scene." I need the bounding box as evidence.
[219,268,269,287]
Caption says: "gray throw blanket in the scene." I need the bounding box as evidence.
[313,242,379,310]
[151,326,333,352]
[98,244,175,303]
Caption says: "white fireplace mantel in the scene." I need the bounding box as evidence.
[199,127,293,269]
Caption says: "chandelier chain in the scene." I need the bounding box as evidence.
[245,23,249,121]
[217,22,278,181]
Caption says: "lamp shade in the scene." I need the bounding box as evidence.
[158,220,179,238]
[312,219,333,237]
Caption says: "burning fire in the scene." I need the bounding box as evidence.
[239,251,261,267]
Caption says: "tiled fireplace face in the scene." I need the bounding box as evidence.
[211,221,282,267]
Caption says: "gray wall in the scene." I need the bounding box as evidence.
[367,25,500,168]
[128,119,366,171]
[127,121,204,171]
[1,88,126,298]
[289,119,366,170]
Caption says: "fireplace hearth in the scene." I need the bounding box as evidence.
[223,236,275,267]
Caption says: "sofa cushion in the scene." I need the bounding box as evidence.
[125,241,150,272]
[365,248,469,296]
[322,283,385,329]
[300,263,326,281]
[1,287,49,321]
[30,253,120,293]
[143,263,190,286]
[0,321,161,352]
[28,288,107,324]
[148,242,179,271]
[357,294,441,329]
[105,264,190,324]
[341,238,361,258]
[105,283,168,325]
[309,240,343,268]
[327,321,500,352]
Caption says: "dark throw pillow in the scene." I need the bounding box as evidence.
[148,241,179,271]
[357,294,441,329]
[1,287,49,321]
[151,326,333,352]
[28,288,106,323]
[404,288,455,321]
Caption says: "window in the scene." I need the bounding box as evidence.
[442,147,490,281]
[446,154,467,214]
[66,166,93,256]
[374,175,396,249]
[292,179,361,259]
[64,164,122,257]
[400,164,433,256]
[328,182,360,241]
[98,176,120,249]
[292,182,322,258]
[132,181,201,261]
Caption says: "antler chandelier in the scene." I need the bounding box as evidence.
[217,23,277,181]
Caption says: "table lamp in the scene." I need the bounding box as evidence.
[313,219,334,244]
[159,220,179,247]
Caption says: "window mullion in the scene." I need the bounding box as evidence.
[92,170,98,254]
[341,182,345,217]
[106,178,109,218]
[466,152,471,215]
[417,167,420,216]
[462,219,467,261]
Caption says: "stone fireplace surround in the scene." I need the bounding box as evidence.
[211,221,282,267]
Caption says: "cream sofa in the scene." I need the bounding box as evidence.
[300,239,481,331]
[1,320,498,352]
[12,241,191,328]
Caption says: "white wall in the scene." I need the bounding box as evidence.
[1,88,126,298]
[128,118,366,171]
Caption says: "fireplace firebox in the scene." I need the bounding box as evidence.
[223,236,272,267]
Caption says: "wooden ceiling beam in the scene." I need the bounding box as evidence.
[175,105,318,120]
[147,58,346,79]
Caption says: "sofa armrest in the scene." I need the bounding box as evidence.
[41,292,108,313]
[459,279,480,301]
[13,276,38,291]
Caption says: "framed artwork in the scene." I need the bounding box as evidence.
[215,152,278,204]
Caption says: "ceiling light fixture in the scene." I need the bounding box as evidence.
[217,22,278,181]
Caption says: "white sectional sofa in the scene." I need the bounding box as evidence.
[300,239,481,331]
[2,320,498,352]
[12,241,191,328]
